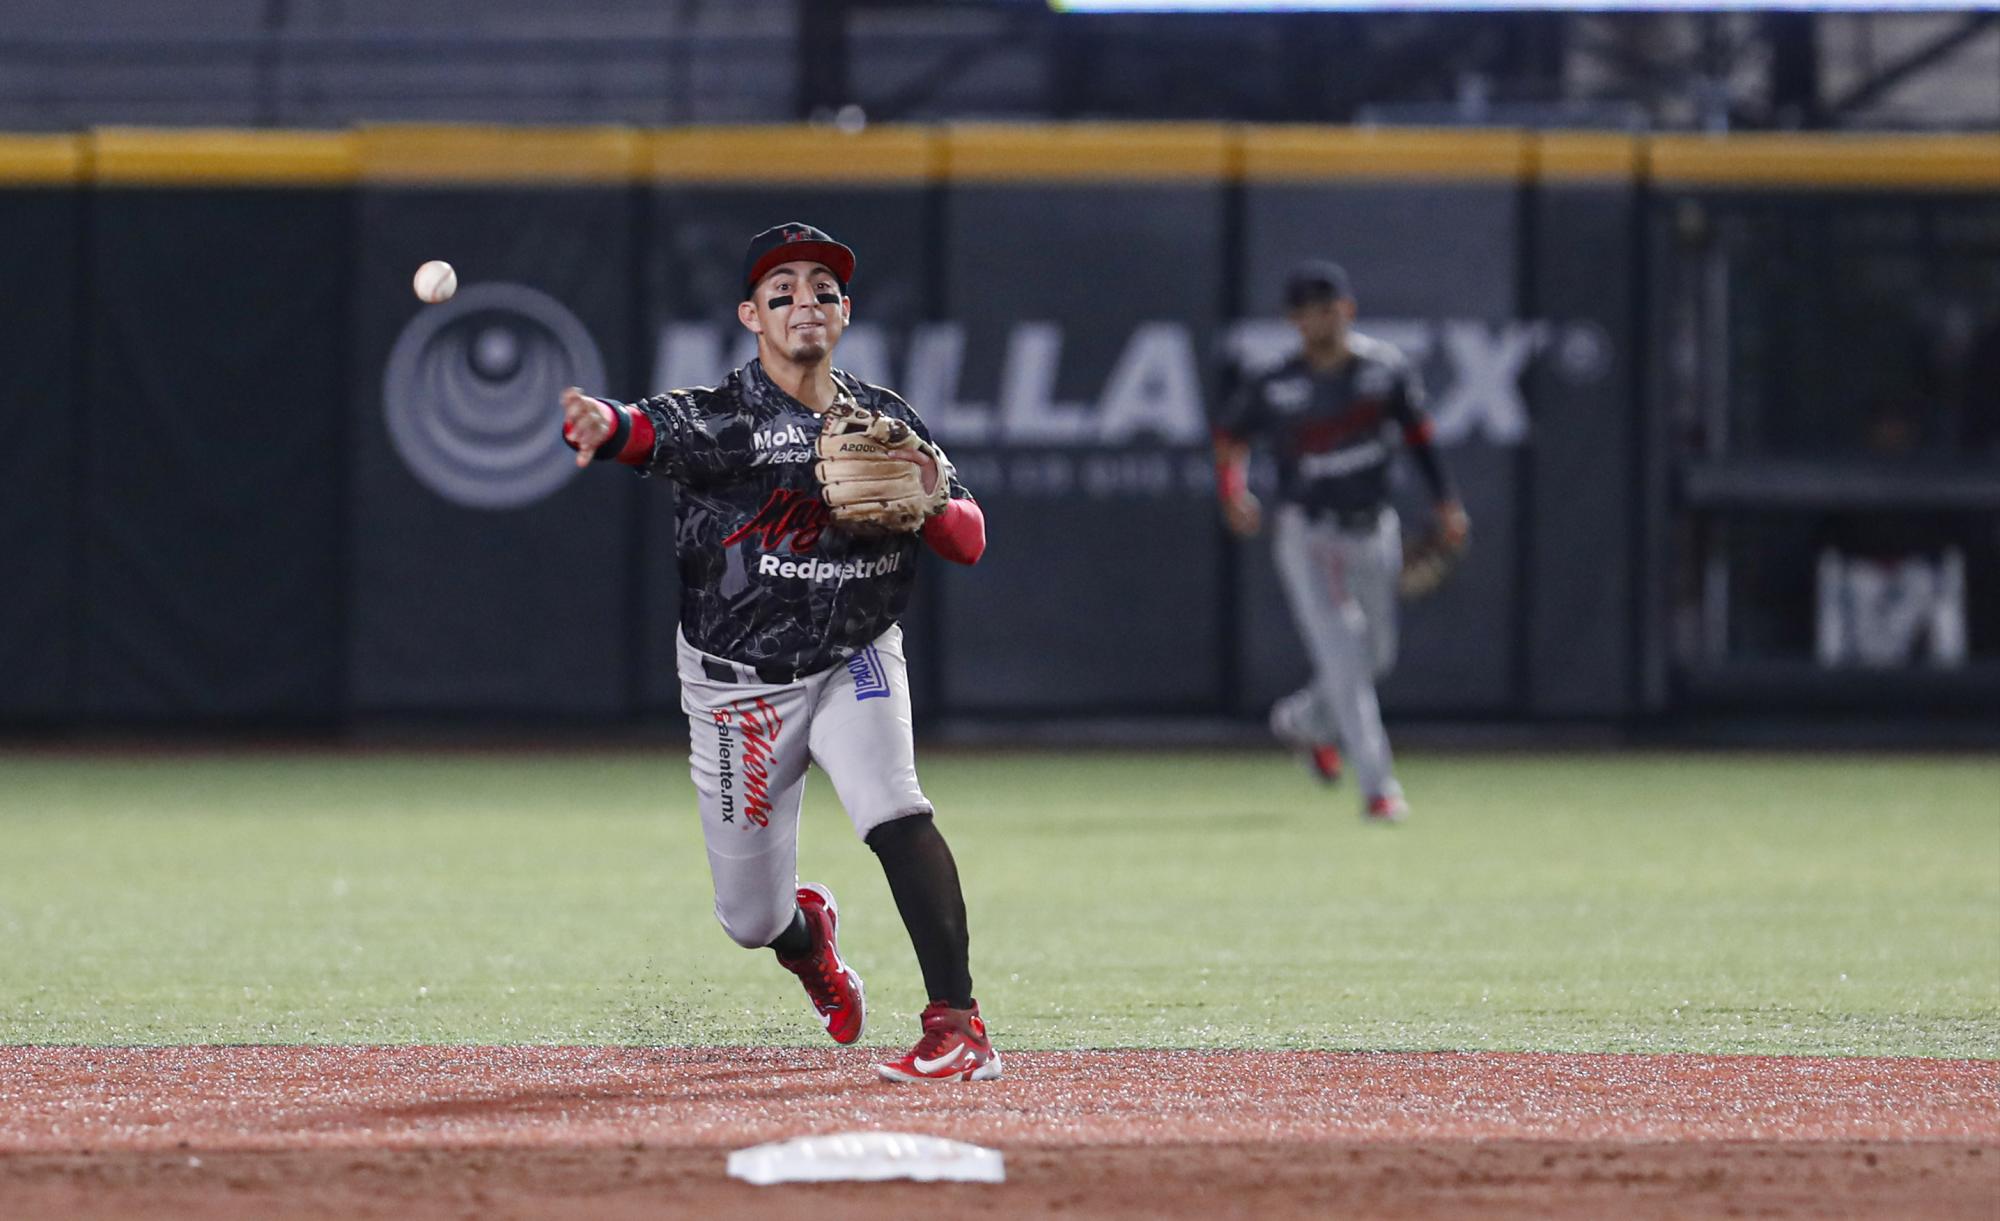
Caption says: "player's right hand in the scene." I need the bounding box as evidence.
[1222,491,1263,538]
[561,386,616,468]
[1435,499,1470,550]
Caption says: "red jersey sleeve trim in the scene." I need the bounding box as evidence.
[1215,459,1247,501]
[922,497,986,565]
[562,398,650,465]
[616,407,655,465]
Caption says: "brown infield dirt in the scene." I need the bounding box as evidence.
[1,1047,1995,1220]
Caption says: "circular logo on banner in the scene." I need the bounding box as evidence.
[382,282,607,510]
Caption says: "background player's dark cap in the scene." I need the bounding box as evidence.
[742,223,856,300]
[1283,260,1354,308]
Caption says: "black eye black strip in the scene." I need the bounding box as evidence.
[765,294,793,308]
[815,292,840,305]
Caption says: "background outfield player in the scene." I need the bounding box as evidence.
[1214,260,1469,824]
[558,223,1000,1082]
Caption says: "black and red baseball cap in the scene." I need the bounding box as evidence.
[1283,259,1354,308]
[742,222,856,300]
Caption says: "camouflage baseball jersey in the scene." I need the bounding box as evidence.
[611,358,969,679]
[1218,332,1436,517]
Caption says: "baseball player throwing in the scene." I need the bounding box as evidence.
[1214,260,1468,823]
[560,223,999,1082]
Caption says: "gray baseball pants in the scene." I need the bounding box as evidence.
[676,624,932,949]
[1269,504,1405,806]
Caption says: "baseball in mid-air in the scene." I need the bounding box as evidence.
[413,260,458,304]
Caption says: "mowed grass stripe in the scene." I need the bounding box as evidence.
[0,750,1994,1056]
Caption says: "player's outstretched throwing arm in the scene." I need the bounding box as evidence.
[558,384,732,484]
[561,384,984,565]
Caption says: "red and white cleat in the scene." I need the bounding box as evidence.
[1365,794,1409,824]
[875,1001,1002,1083]
[777,883,865,1045]
[1308,744,1343,785]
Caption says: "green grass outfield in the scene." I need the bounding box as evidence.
[1,748,1995,1057]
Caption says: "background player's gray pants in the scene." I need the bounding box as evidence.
[677,624,932,949]
[1270,504,1404,805]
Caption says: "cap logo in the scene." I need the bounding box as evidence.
[782,227,814,244]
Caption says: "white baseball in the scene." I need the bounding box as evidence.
[413,260,458,304]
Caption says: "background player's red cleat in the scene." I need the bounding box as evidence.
[1365,794,1409,824]
[777,883,865,1044]
[1310,744,1343,784]
[875,1001,1002,1083]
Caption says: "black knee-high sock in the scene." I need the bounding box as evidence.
[866,812,973,1009]
[767,906,811,960]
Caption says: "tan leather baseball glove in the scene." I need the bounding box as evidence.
[1398,526,1468,599]
[814,396,952,534]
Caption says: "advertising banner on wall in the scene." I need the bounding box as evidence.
[935,184,1233,713]
[80,189,350,719]
[0,189,78,719]
[350,186,637,715]
[1526,180,1637,717]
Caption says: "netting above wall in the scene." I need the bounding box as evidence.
[0,7,1992,132]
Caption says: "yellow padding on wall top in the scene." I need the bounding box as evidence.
[359,125,644,184]
[1651,133,2000,189]
[1534,132,1642,183]
[1242,126,1532,182]
[650,125,941,183]
[92,129,356,185]
[1,125,1995,190]
[945,124,1237,182]
[0,135,86,184]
